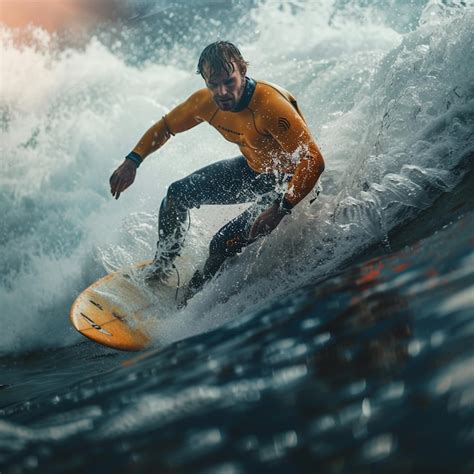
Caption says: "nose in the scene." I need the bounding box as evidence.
[217,84,228,97]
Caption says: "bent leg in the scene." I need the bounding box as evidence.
[182,205,259,301]
[183,193,277,301]
[203,191,277,280]
[155,156,276,269]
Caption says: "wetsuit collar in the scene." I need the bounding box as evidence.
[232,76,256,112]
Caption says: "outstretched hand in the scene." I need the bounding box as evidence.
[109,159,137,200]
[249,202,286,240]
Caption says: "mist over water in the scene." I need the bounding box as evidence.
[0,0,473,355]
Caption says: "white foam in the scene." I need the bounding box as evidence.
[0,3,472,354]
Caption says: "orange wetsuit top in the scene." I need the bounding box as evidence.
[131,78,325,207]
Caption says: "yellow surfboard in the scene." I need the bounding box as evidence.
[70,260,183,351]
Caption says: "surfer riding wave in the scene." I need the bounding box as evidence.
[109,41,325,302]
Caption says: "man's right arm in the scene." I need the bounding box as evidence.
[110,89,208,199]
[130,88,209,163]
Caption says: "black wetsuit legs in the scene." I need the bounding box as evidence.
[156,155,285,279]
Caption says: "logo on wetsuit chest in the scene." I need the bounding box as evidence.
[217,124,242,136]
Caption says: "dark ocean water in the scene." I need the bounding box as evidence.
[1,170,473,473]
[1,0,473,472]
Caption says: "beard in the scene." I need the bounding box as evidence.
[214,76,246,111]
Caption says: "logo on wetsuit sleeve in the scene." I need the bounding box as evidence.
[278,117,291,131]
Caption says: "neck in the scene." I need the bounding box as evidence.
[232,76,256,112]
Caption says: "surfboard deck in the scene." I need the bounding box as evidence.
[70,260,184,351]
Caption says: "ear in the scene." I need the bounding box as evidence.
[240,64,247,78]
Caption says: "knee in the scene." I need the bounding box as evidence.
[162,179,194,213]
[167,180,187,204]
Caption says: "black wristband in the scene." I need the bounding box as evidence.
[126,151,143,168]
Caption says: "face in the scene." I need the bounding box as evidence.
[203,62,246,111]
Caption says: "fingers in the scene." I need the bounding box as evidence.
[109,172,118,196]
[110,173,123,199]
[112,177,132,200]
[259,224,271,236]
[249,217,262,239]
[250,219,269,239]
[249,223,258,240]
[250,212,284,239]
[110,168,125,198]
[110,162,136,199]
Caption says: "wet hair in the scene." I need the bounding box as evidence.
[197,41,249,79]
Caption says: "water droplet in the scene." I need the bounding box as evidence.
[362,433,395,461]
[310,415,336,434]
[362,398,371,417]
[313,332,331,346]
[430,331,445,348]
[348,379,367,396]
[408,339,421,356]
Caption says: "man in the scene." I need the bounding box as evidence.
[109,41,325,301]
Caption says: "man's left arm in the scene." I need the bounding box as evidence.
[266,96,325,207]
[250,96,325,238]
